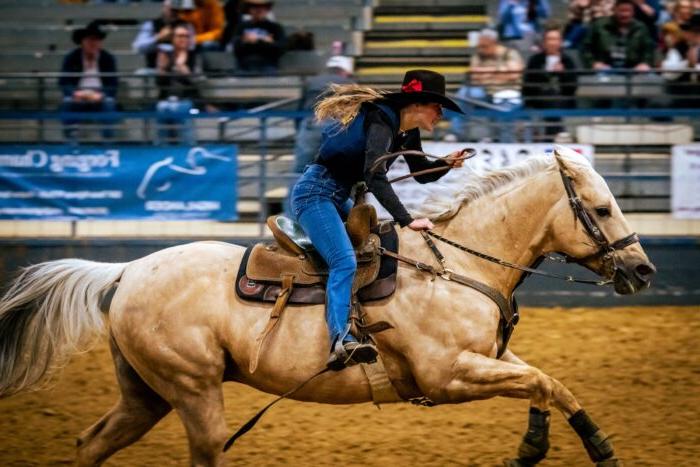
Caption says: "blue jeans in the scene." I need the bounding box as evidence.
[291,164,354,348]
[155,99,195,146]
[60,96,117,140]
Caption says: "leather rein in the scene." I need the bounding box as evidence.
[373,149,640,287]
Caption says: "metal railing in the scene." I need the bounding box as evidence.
[0,69,698,235]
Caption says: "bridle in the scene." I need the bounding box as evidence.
[558,170,640,270]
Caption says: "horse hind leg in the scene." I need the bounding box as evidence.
[172,385,230,467]
[76,336,171,467]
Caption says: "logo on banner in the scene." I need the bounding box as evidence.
[137,147,232,212]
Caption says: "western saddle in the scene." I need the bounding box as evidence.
[237,202,396,373]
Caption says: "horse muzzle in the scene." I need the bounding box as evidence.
[612,259,656,295]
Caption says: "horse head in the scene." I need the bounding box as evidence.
[547,146,656,294]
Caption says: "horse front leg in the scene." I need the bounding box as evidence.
[499,349,620,467]
[420,350,619,466]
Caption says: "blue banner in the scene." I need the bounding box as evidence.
[0,145,237,220]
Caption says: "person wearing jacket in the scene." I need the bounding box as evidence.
[290,70,469,369]
[59,21,118,140]
[581,0,655,70]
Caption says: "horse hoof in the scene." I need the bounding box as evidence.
[503,459,534,467]
[597,458,622,467]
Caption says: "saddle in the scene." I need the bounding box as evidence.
[235,203,399,372]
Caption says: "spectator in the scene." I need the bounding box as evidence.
[294,56,355,172]
[174,0,225,51]
[522,25,578,138]
[285,55,355,214]
[667,13,700,105]
[220,0,242,49]
[581,0,655,70]
[469,29,525,98]
[630,0,662,38]
[450,30,524,141]
[232,0,286,73]
[155,20,202,145]
[660,22,688,80]
[497,0,551,52]
[59,21,118,141]
[132,0,182,69]
[665,0,694,30]
[564,0,615,48]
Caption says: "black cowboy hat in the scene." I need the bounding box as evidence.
[384,69,464,114]
[681,13,700,33]
[72,21,107,44]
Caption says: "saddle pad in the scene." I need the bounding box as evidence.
[235,222,399,305]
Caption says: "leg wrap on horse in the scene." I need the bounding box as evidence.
[517,407,551,464]
[568,409,616,463]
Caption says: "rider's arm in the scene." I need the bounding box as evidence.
[362,113,414,227]
[402,130,450,184]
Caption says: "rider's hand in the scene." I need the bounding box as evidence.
[444,149,470,168]
[408,218,434,231]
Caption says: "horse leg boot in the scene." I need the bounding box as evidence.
[76,337,172,466]
[499,350,619,467]
[498,350,550,466]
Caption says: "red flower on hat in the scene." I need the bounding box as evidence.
[402,79,423,93]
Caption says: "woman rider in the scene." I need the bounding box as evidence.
[291,69,468,369]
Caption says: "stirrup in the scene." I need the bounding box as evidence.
[326,339,378,371]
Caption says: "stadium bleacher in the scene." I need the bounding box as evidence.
[0,0,698,240]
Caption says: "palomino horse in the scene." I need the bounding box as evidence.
[0,147,655,466]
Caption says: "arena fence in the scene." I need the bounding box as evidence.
[0,70,699,237]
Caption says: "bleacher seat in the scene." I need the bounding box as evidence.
[202,51,236,74]
[200,76,302,103]
[279,50,326,76]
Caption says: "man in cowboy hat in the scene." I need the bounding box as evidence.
[231,0,286,73]
[59,20,118,140]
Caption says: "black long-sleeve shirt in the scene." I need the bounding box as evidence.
[318,104,450,227]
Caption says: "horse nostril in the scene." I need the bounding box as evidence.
[634,263,656,280]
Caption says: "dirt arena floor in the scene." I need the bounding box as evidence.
[0,306,698,467]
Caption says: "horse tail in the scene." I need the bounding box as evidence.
[0,259,127,398]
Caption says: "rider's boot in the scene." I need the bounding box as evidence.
[326,334,378,371]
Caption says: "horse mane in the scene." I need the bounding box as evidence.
[412,152,580,221]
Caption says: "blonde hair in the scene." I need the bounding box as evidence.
[314,83,387,127]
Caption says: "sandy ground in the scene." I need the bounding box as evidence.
[0,306,698,467]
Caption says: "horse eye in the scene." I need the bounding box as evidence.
[595,207,611,218]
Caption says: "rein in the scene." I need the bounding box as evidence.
[423,231,611,286]
[369,149,477,184]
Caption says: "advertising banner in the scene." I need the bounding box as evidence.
[0,145,237,220]
[672,144,700,219]
[370,143,594,219]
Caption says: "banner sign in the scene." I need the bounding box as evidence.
[370,143,594,219]
[672,144,700,219]
[0,145,238,220]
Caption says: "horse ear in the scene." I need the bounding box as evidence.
[553,145,579,179]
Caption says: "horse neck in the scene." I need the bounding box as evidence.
[438,167,564,295]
